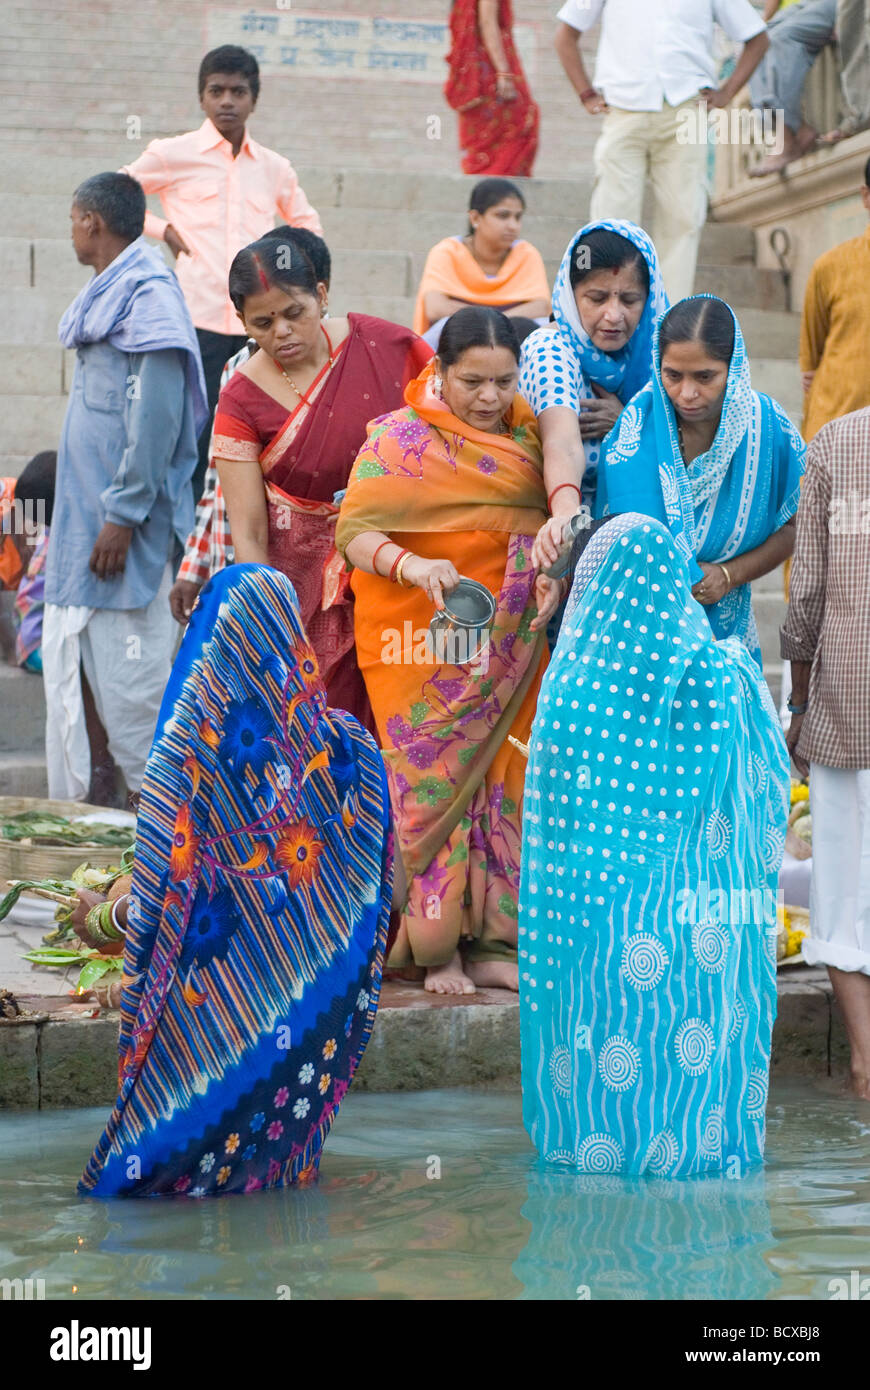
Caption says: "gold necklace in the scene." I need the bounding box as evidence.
[278,323,336,404]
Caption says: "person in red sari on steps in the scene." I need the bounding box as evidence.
[213,236,431,728]
[445,0,540,177]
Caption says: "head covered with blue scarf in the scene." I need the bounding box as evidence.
[80,564,393,1199]
[550,218,669,402]
[59,236,208,436]
[597,296,805,663]
[518,512,790,1177]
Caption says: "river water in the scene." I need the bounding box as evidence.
[1,1079,868,1300]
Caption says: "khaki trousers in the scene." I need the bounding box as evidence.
[589,100,709,302]
[837,0,870,126]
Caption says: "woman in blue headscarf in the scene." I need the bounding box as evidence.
[77,563,394,1198]
[518,513,790,1178]
[597,295,805,665]
[519,220,668,571]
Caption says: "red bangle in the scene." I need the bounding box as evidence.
[579,87,598,102]
[372,540,393,577]
[389,549,409,583]
[548,482,582,511]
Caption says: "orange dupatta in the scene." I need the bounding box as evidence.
[412,237,550,335]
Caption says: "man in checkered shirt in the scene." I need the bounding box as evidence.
[168,227,331,623]
[782,403,870,1100]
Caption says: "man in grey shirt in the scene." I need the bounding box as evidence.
[43,172,207,805]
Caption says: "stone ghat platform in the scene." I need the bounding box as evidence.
[0,969,850,1109]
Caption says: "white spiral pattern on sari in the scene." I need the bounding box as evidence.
[548,1044,573,1097]
[746,1068,768,1119]
[674,1018,715,1075]
[643,1129,680,1175]
[576,1133,625,1173]
[705,809,732,860]
[597,1035,641,1091]
[692,919,729,973]
[700,1105,725,1158]
[621,932,669,990]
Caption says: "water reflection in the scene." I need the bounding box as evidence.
[0,1082,867,1300]
[514,1167,777,1301]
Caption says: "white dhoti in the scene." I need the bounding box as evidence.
[42,564,175,799]
[805,763,870,975]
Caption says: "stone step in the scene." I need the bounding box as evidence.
[747,356,804,413]
[732,307,800,360]
[0,344,69,396]
[0,754,48,798]
[693,263,788,311]
[0,664,46,754]
[2,394,69,457]
[2,236,785,324]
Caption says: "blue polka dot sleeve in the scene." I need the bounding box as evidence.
[519,328,584,417]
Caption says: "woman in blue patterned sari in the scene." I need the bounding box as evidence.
[518,513,790,1177]
[597,295,805,666]
[78,564,393,1198]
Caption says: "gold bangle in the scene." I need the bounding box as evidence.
[395,551,413,588]
[718,563,732,590]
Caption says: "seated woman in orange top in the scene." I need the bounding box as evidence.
[413,178,551,350]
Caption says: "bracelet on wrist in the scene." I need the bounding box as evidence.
[395,551,413,588]
[371,540,393,577]
[107,894,128,940]
[579,87,598,102]
[718,562,733,590]
[548,482,582,511]
[85,901,116,949]
[786,697,808,715]
[389,548,410,584]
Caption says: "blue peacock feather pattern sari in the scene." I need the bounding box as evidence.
[518,515,790,1177]
[79,564,393,1198]
[596,297,805,665]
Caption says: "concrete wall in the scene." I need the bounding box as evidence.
[0,0,601,178]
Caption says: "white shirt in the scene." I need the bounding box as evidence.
[556,0,766,111]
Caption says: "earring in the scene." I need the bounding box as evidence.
[433,373,443,397]
[320,301,329,318]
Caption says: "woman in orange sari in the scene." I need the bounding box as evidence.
[445,0,540,177]
[214,236,431,727]
[336,307,564,995]
[413,178,550,347]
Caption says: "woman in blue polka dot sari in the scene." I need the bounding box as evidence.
[519,220,668,574]
[518,513,790,1177]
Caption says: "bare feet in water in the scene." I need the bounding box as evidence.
[465,959,519,991]
[424,950,476,995]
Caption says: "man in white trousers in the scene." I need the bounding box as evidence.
[554,0,770,301]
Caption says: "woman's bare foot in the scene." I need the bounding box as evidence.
[465,959,519,991]
[424,950,475,995]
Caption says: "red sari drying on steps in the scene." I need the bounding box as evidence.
[445,0,539,177]
[213,314,431,728]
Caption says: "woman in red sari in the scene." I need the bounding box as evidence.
[445,0,539,177]
[214,236,431,727]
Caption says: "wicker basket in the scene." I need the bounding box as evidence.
[0,796,133,886]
